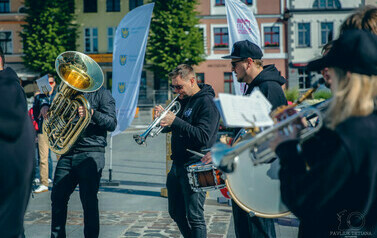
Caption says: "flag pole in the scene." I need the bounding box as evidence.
[101,135,120,186]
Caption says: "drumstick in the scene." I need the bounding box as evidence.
[186,149,205,157]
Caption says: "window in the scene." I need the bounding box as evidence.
[84,28,98,53]
[107,0,120,12]
[0,0,9,13]
[129,0,143,10]
[0,32,12,54]
[216,0,252,5]
[313,0,341,9]
[298,68,311,89]
[84,0,97,13]
[215,0,225,5]
[107,27,116,53]
[264,26,280,47]
[297,23,310,47]
[196,73,205,84]
[214,27,229,48]
[242,0,253,4]
[198,27,206,52]
[224,72,233,94]
[321,22,333,45]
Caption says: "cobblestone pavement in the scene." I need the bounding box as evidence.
[25,206,233,238]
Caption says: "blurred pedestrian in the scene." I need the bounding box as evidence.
[33,75,56,193]
[0,46,34,237]
[271,29,377,238]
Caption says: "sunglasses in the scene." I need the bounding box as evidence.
[170,84,183,90]
[231,59,246,68]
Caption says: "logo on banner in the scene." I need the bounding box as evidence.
[237,18,252,34]
[120,55,127,66]
[118,82,126,93]
[121,28,129,39]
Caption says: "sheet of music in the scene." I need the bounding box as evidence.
[36,74,52,94]
[216,91,274,128]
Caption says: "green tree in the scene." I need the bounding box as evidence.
[146,0,205,83]
[21,0,77,77]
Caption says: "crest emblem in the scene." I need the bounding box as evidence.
[120,55,127,66]
[121,28,129,39]
[184,108,193,118]
[118,82,125,93]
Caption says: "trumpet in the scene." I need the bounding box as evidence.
[133,94,181,145]
[211,107,323,172]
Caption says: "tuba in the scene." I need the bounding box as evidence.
[43,51,104,155]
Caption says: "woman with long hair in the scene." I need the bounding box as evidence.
[270,30,377,237]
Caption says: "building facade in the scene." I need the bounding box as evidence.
[0,0,38,95]
[196,0,289,96]
[287,0,363,91]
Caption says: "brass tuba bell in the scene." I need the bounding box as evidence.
[43,51,104,155]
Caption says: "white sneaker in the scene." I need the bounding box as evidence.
[34,185,49,193]
[33,178,40,184]
[48,179,53,183]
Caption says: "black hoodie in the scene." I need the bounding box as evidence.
[170,84,220,166]
[245,64,287,110]
[0,67,34,238]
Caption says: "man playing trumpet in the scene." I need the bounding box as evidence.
[154,64,220,238]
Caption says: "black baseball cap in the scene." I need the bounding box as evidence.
[307,30,377,76]
[222,40,263,59]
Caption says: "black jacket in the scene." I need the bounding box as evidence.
[70,87,117,153]
[233,64,288,141]
[245,64,287,110]
[33,90,56,134]
[276,111,377,237]
[170,84,220,166]
[0,67,34,238]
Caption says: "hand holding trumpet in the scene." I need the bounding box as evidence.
[154,105,176,127]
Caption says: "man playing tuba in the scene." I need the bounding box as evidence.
[41,52,117,238]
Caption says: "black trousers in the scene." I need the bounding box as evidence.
[51,152,103,238]
[167,164,207,238]
[232,201,276,238]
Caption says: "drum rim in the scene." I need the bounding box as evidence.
[225,179,291,218]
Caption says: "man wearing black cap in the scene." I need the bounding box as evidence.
[271,29,377,237]
[222,40,287,238]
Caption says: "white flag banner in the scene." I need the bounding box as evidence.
[111,3,154,136]
[225,0,261,95]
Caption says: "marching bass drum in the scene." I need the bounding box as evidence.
[225,149,290,218]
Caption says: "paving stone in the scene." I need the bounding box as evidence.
[144,233,167,237]
[124,231,140,236]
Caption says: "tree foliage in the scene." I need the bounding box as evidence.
[146,0,205,81]
[21,0,77,77]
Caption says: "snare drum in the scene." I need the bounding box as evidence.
[186,162,226,192]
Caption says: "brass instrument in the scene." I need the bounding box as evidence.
[43,51,104,155]
[212,107,323,169]
[209,85,323,218]
[133,94,181,145]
